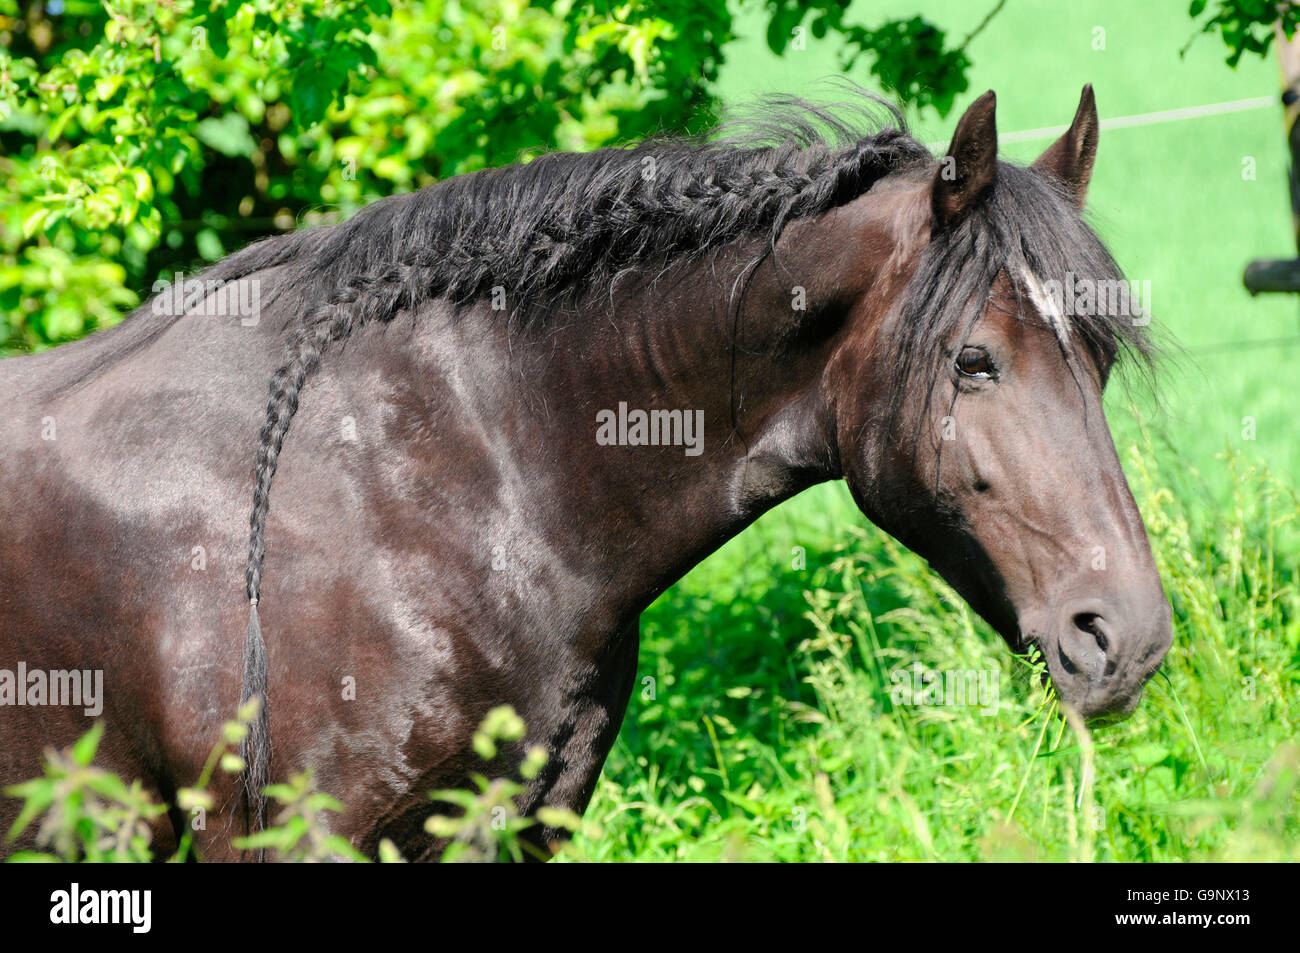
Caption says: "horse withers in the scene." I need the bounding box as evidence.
[0,85,1171,860]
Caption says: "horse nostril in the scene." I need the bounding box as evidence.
[1072,612,1109,653]
[1056,609,1113,681]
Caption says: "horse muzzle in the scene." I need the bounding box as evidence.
[1034,591,1174,723]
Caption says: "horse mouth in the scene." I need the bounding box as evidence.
[1083,703,1139,728]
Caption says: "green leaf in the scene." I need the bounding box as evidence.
[1130,743,1172,767]
[84,770,133,803]
[322,835,369,861]
[206,13,230,59]
[94,75,123,102]
[195,113,256,158]
[219,753,245,773]
[305,792,345,813]
[471,732,497,760]
[5,851,62,863]
[234,828,291,850]
[21,208,49,240]
[536,806,582,831]
[71,722,104,767]
[196,228,224,261]
[45,105,77,142]
[5,781,55,841]
[176,788,214,811]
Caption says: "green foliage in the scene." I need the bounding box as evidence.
[425,704,588,863]
[4,700,258,862]
[234,771,369,862]
[1187,0,1300,66]
[761,1,982,116]
[4,722,166,863]
[0,0,711,351]
[0,0,347,349]
[2,696,381,863]
[3,701,589,863]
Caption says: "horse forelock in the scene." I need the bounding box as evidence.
[882,159,1157,438]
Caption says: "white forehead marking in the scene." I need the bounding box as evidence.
[1018,266,1070,345]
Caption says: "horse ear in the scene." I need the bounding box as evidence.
[1032,84,1099,208]
[932,90,998,228]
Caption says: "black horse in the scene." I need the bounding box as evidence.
[0,87,1172,860]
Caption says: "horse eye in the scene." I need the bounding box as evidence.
[955,347,995,379]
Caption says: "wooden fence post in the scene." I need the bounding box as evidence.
[1243,24,1300,293]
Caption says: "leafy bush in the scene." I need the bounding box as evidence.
[1188,0,1300,66]
[4,721,166,863]
[4,702,592,863]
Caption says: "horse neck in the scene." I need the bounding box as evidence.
[357,195,903,625]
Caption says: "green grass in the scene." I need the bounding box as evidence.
[567,430,1300,861]
[565,2,1300,862]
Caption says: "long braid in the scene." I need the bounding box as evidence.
[234,121,930,852]
[238,263,408,849]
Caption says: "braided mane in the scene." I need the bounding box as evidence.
[233,95,932,844]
